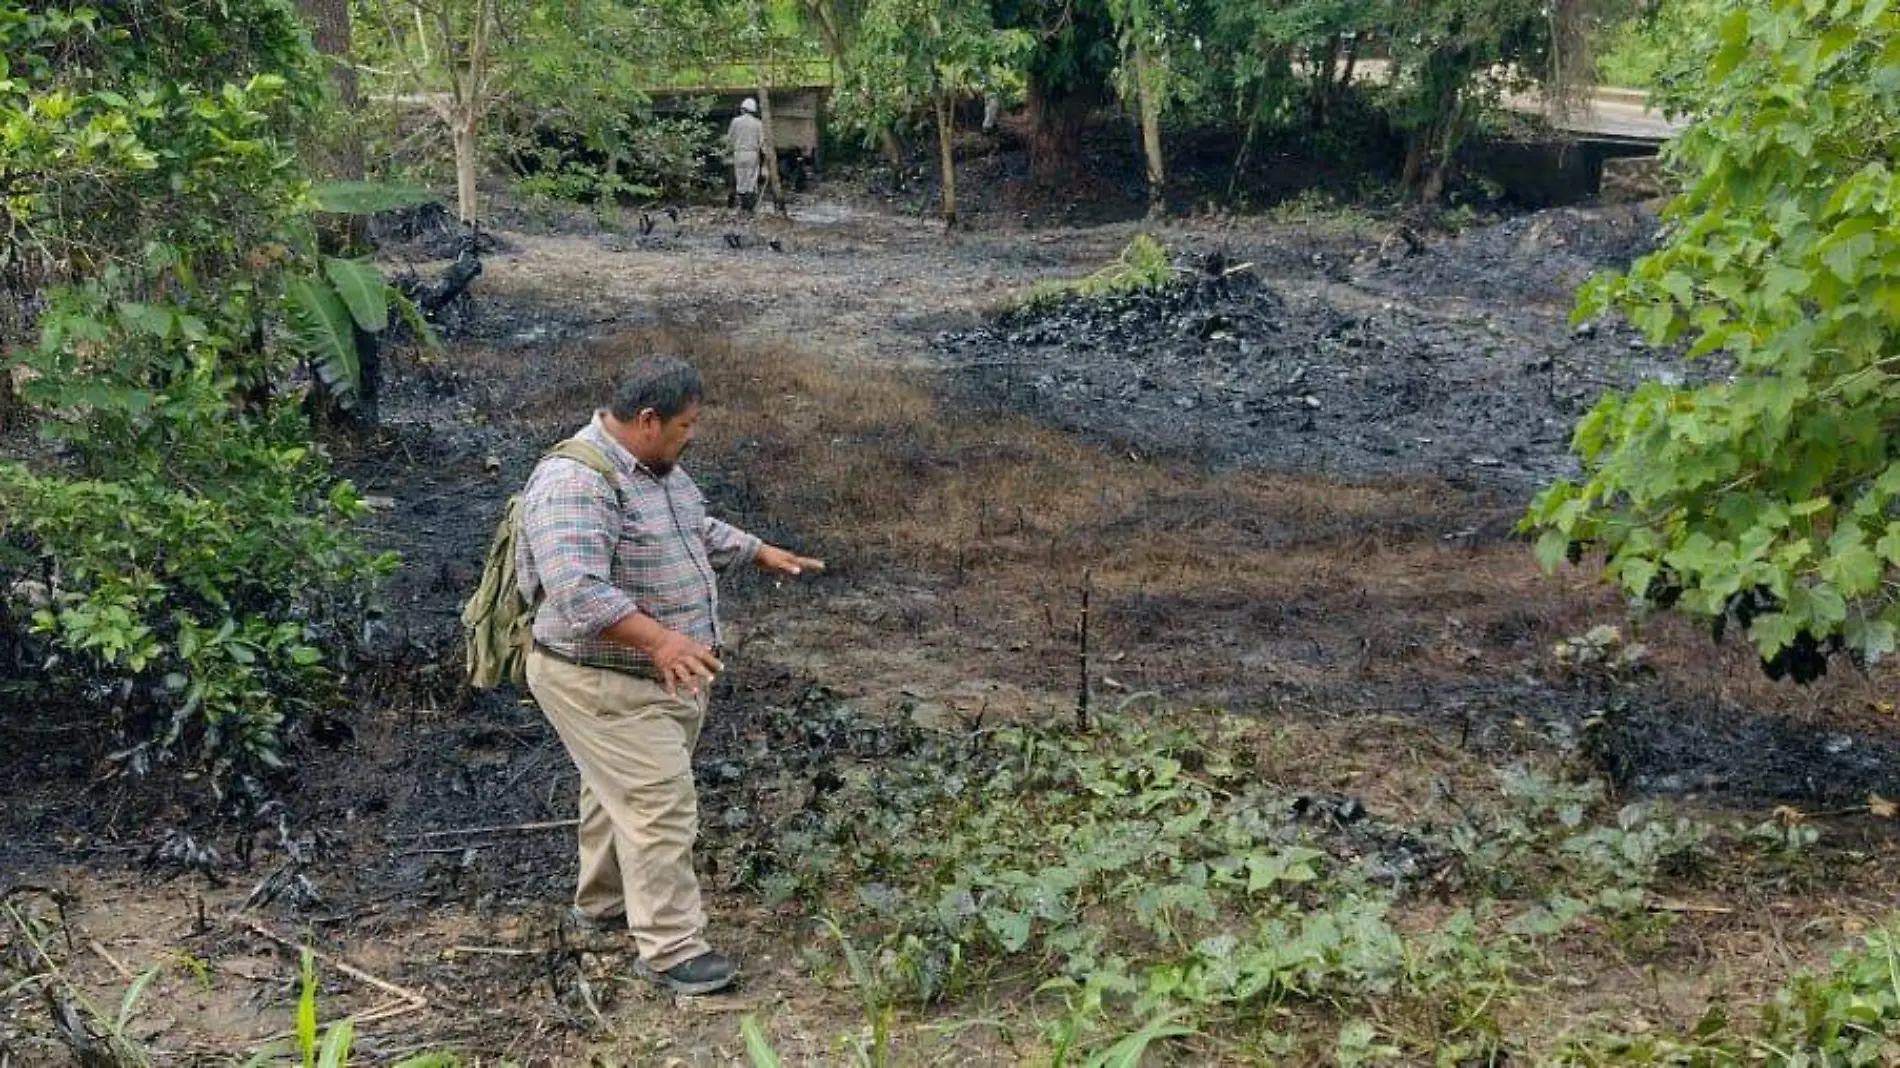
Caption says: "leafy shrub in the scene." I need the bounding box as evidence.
[721,697,1536,1061]
[0,2,396,790]
[1529,0,1900,681]
[1019,234,1179,309]
[498,110,724,205]
[1565,917,1900,1064]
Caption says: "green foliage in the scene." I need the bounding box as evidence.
[1208,0,1380,131]
[0,2,395,786]
[356,0,814,210]
[1563,918,1900,1064]
[718,693,1890,1062]
[734,700,1534,1060]
[503,114,723,205]
[1592,0,1724,90]
[1019,234,1177,308]
[309,180,437,215]
[1528,0,1900,680]
[0,422,394,774]
[838,0,1030,135]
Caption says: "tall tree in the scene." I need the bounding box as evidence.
[295,0,365,181]
[367,0,499,223]
[1106,0,1193,212]
[800,0,912,176]
[992,0,1117,185]
[1383,0,1586,201]
[849,0,1029,222]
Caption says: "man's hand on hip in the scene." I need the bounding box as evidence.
[650,630,723,698]
[603,611,723,697]
[755,544,825,577]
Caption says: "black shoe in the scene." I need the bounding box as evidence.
[636,950,736,995]
[564,906,624,936]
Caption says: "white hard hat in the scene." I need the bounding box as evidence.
[741,97,758,114]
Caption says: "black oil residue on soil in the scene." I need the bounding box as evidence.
[932,208,1673,492]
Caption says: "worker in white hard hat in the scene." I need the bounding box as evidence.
[726,98,767,214]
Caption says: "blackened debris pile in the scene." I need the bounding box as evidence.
[932,217,1677,492]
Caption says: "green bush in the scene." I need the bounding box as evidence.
[1529,0,1900,681]
[1,2,395,788]
[499,110,723,205]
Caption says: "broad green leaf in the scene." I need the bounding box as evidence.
[297,947,318,1068]
[322,257,389,333]
[310,180,435,214]
[284,275,360,409]
[1749,611,1803,656]
[741,1015,785,1068]
[1087,1015,1195,1068]
[115,966,161,1033]
[316,1018,354,1068]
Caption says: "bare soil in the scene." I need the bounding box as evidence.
[5,188,1900,1065]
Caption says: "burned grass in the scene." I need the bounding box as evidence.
[7,202,1900,1064]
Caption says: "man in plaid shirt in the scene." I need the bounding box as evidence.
[516,354,822,995]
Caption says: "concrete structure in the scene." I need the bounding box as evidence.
[646,85,831,162]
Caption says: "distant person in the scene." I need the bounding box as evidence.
[514,352,824,995]
[727,98,767,214]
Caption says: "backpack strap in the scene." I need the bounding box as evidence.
[542,438,616,481]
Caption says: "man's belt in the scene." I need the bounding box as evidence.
[531,641,654,681]
[531,641,725,681]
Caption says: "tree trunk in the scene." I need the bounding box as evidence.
[1025,80,1091,186]
[452,118,480,224]
[934,87,957,227]
[294,0,364,182]
[1401,134,1428,191]
[1308,36,1339,125]
[0,372,17,436]
[802,0,901,184]
[879,127,907,186]
[754,83,786,210]
[1134,44,1165,214]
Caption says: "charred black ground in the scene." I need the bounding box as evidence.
[5,185,1899,1062]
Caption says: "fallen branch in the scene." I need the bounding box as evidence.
[253,997,426,1045]
[234,917,428,1009]
[397,819,578,842]
[446,945,534,958]
[88,941,134,982]
[1645,898,1734,916]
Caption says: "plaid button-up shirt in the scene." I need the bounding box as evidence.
[516,415,760,677]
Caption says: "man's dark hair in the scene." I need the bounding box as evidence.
[610,356,704,421]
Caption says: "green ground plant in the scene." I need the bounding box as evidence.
[1562,918,1900,1064]
[718,693,1766,1063]
[1017,234,1178,310]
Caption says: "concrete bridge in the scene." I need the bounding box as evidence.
[644,82,832,161]
[1508,86,1686,146]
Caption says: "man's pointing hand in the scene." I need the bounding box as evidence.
[755,544,825,577]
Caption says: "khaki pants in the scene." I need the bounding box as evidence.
[526,650,711,970]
